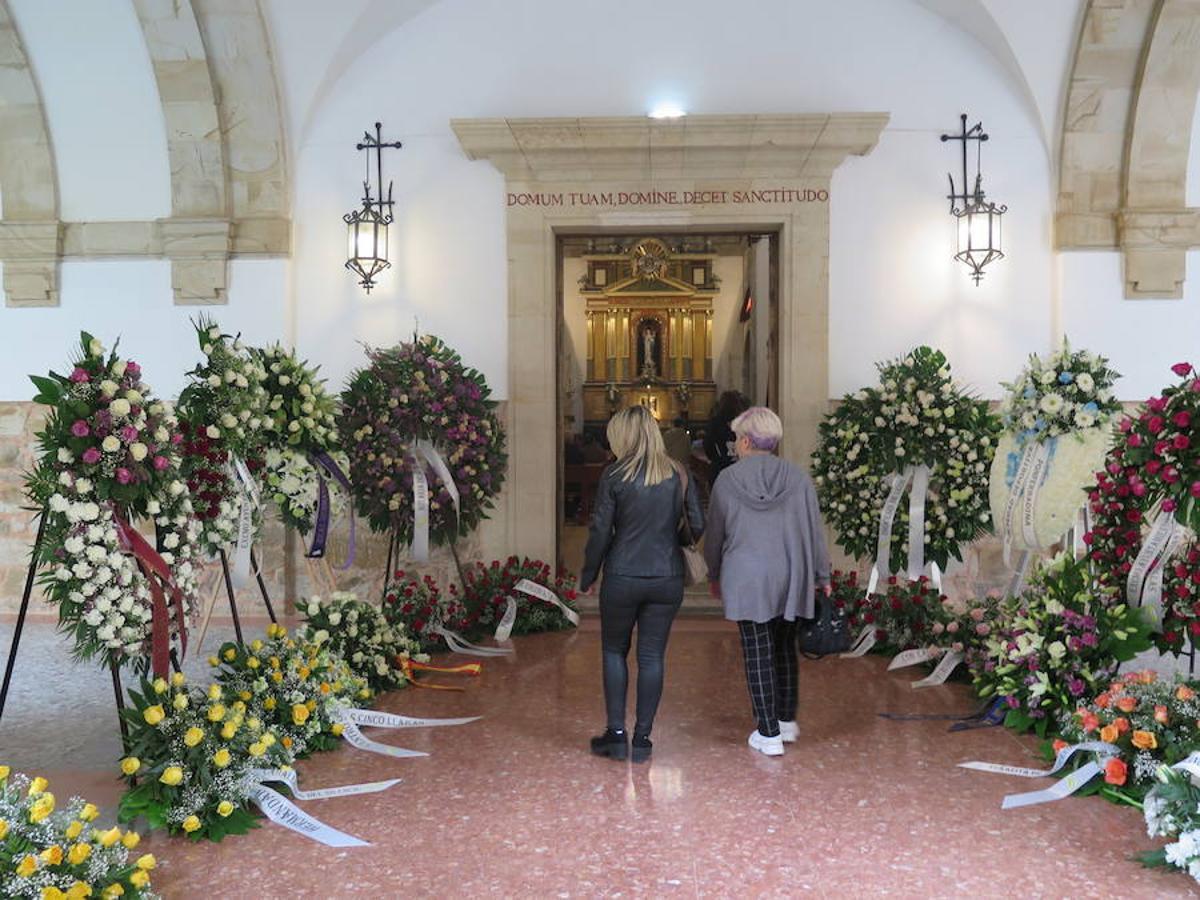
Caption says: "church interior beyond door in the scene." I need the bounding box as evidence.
[558,231,778,601]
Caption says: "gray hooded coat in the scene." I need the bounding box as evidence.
[703,454,831,623]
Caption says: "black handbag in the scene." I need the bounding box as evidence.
[797,591,849,658]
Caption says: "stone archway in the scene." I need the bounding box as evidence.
[453,114,888,562]
[1057,0,1200,298]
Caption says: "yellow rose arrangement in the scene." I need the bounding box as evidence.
[116,673,288,842]
[212,624,371,758]
[0,767,155,898]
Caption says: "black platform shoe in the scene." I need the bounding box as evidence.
[631,734,652,764]
[590,728,628,760]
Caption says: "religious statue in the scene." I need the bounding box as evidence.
[641,326,657,377]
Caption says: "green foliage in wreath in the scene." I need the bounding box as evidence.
[812,346,1001,572]
[339,335,507,544]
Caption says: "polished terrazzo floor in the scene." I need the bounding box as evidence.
[0,616,1193,898]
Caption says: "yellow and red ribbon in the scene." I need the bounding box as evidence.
[396,656,481,691]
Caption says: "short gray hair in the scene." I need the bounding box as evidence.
[731,406,782,451]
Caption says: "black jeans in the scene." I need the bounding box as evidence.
[737,617,799,737]
[599,574,684,737]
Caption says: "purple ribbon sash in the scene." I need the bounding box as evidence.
[305,451,356,569]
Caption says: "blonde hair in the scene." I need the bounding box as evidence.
[731,406,783,451]
[606,405,673,486]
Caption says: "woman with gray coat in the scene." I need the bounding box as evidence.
[703,407,831,757]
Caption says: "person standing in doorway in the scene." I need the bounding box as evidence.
[580,405,704,763]
[703,407,831,756]
[704,390,750,487]
[662,417,691,467]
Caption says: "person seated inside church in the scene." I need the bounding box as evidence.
[662,417,691,467]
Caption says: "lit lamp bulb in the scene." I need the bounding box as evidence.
[345,213,391,292]
[954,202,1003,285]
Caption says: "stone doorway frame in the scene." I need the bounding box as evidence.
[453,114,888,563]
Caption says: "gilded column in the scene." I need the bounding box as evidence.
[618,310,630,381]
[682,311,694,380]
[705,310,713,380]
[585,311,594,381]
[605,311,616,381]
[673,309,684,381]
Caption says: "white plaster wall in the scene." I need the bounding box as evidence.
[1,0,1192,412]
[830,127,1053,397]
[6,0,170,220]
[1059,251,1200,402]
[0,260,287,400]
[292,0,1057,403]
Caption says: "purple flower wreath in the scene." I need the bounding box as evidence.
[338,335,507,545]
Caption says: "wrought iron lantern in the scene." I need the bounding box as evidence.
[941,113,1006,285]
[344,122,402,293]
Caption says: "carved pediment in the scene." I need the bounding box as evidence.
[580,237,719,297]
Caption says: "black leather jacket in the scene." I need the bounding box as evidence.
[580,464,705,590]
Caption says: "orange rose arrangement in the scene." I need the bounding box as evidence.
[1059,670,1200,799]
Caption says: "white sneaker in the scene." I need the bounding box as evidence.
[778,720,799,743]
[748,729,784,756]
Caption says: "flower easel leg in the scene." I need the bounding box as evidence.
[249,547,278,624]
[216,547,246,645]
[380,530,399,603]
[0,511,46,725]
[108,659,130,751]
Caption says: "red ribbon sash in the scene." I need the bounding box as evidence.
[113,511,188,677]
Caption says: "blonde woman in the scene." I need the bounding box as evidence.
[703,407,831,757]
[580,405,704,763]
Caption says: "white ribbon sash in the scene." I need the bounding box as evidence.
[960,740,1118,808]
[960,740,1118,779]
[432,623,512,656]
[839,625,876,658]
[1127,512,1178,622]
[230,455,260,586]
[410,452,430,562]
[912,649,963,688]
[514,578,580,626]
[340,708,480,729]
[887,647,944,671]
[246,767,400,801]
[339,721,428,758]
[1000,762,1104,809]
[246,784,369,847]
[1170,751,1200,783]
[1145,520,1187,624]
[906,464,931,579]
[407,442,460,562]
[494,596,518,642]
[1019,442,1053,551]
[998,444,1046,564]
[416,439,460,522]
[868,469,914,595]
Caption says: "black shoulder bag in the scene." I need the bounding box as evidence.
[797,590,850,659]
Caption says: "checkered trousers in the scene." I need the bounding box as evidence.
[736,617,799,737]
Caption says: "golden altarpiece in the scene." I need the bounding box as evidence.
[580,239,717,425]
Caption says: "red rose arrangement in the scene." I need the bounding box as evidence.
[1085,362,1200,654]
